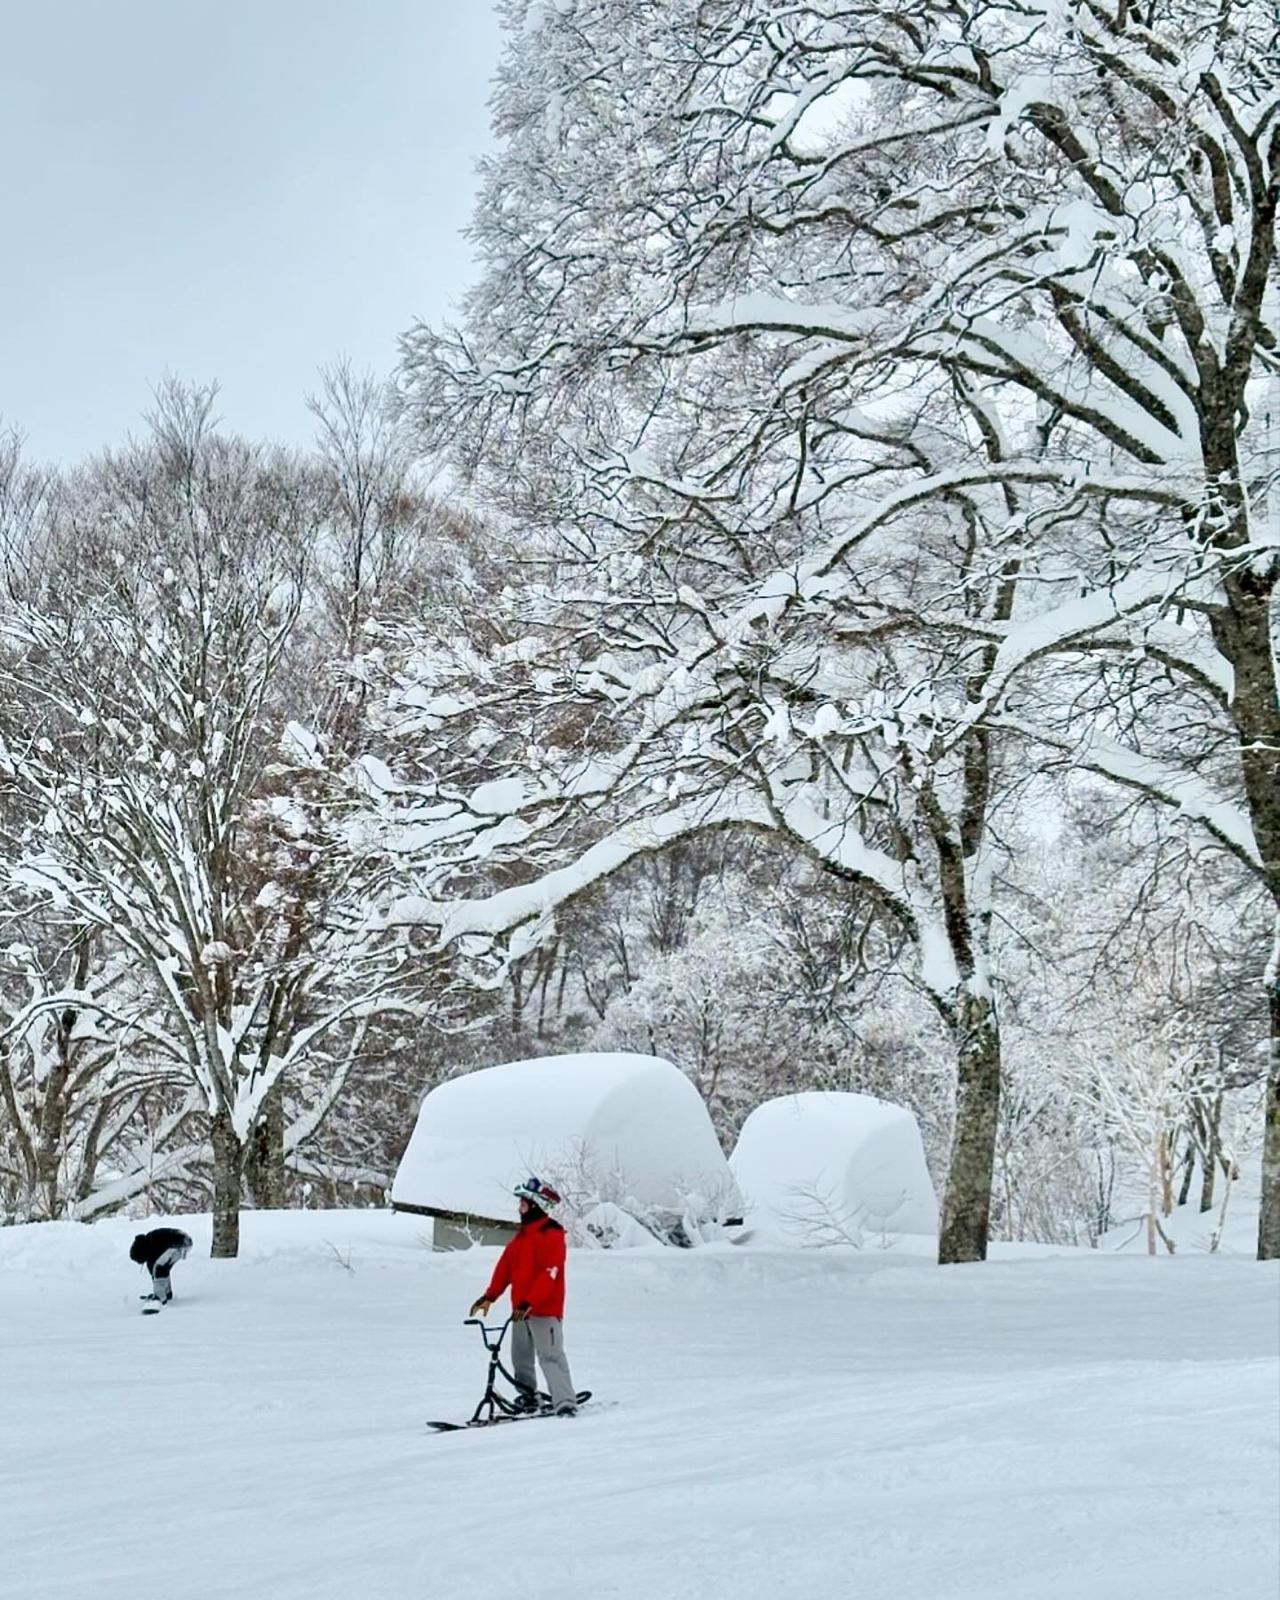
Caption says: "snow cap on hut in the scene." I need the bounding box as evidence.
[730,1091,938,1245]
[391,1051,740,1246]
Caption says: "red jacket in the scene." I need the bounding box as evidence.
[484,1217,566,1318]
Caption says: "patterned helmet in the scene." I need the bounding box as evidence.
[513,1176,561,1210]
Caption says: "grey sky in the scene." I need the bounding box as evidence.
[0,1,502,465]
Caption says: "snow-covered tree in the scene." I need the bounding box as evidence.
[399,0,1279,1256]
[0,926,202,1222]
[0,390,418,1254]
[382,2,1066,1259]
[1065,952,1251,1254]
[308,360,417,661]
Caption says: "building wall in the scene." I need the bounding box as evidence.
[433,1215,517,1252]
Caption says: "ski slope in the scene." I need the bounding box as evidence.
[0,1211,1276,1600]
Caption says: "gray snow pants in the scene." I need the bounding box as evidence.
[151,1242,191,1303]
[510,1316,576,1410]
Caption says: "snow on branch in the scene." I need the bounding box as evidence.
[384,790,775,950]
[997,718,1261,872]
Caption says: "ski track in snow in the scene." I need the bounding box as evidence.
[0,1212,1276,1600]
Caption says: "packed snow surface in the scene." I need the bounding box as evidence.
[730,1090,939,1240]
[391,1051,739,1223]
[0,1210,1276,1600]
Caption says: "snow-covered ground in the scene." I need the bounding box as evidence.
[1,1211,1276,1600]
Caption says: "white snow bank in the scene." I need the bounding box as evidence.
[0,1208,1276,1600]
[730,1091,938,1244]
[391,1051,741,1236]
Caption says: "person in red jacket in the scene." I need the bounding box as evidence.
[469,1177,578,1416]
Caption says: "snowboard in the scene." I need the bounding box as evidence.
[427,1390,593,1432]
[140,1295,170,1316]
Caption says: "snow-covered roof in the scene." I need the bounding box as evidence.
[729,1092,938,1242]
[391,1051,740,1225]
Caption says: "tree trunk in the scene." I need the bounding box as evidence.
[1199,1095,1222,1215]
[1258,982,1280,1260]
[244,1078,286,1208]
[211,1110,243,1258]
[938,992,1001,1264]
[35,1006,81,1220]
[1208,575,1280,1261]
[1177,1140,1196,1209]
[510,959,526,1038]
[1157,1130,1174,1216]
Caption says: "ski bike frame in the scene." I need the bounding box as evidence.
[425,1317,591,1431]
[462,1315,541,1425]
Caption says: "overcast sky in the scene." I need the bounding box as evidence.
[0,1,503,465]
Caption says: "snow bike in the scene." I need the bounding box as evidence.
[427,1316,591,1432]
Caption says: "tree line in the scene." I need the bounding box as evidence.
[1,0,1275,1262]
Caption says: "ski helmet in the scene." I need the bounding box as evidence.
[513,1176,561,1211]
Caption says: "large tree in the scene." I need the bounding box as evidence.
[401,0,1279,1257]
[0,389,413,1254]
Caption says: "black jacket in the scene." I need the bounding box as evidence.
[129,1228,193,1269]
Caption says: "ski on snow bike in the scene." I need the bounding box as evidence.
[427,1316,591,1432]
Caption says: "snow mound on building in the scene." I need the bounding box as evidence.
[730,1092,938,1245]
[391,1051,741,1241]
